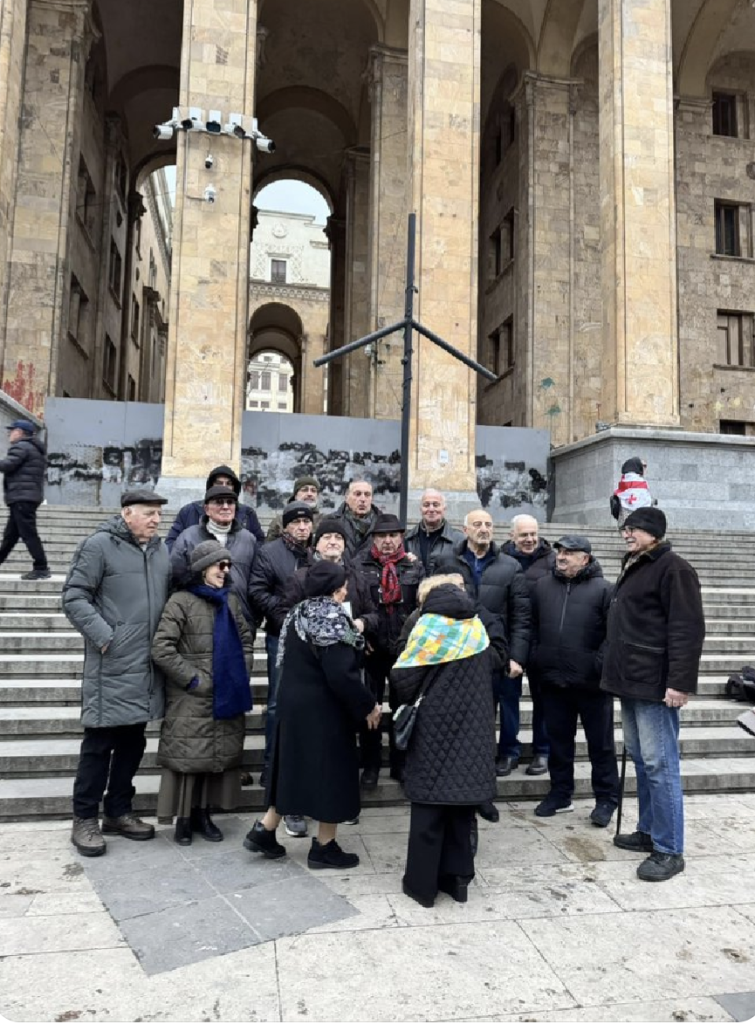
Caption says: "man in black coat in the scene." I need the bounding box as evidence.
[328,479,382,558]
[433,508,531,820]
[528,535,618,826]
[352,513,424,787]
[601,507,705,883]
[165,464,264,550]
[0,419,50,579]
[404,489,464,572]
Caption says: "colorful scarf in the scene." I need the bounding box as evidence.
[371,542,405,611]
[276,596,364,668]
[394,612,489,668]
[187,584,251,719]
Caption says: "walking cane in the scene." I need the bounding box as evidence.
[615,744,627,837]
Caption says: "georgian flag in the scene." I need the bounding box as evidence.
[615,472,652,512]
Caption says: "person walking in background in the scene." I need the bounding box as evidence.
[152,540,254,846]
[0,419,50,580]
[602,507,705,882]
[611,458,653,527]
[165,464,264,550]
[63,489,171,857]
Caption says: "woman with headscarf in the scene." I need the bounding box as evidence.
[244,560,381,869]
[152,539,254,845]
[391,583,504,908]
[612,457,653,527]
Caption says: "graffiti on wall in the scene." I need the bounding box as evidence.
[47,440,163,489]
[476,455,548,511]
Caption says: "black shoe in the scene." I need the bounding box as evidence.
[389,767,405,785]
[190,807,223,842]
[258,768,267,788]
[402,878,435,908]
[525,754,549,776]
[495,756,519,777]
[307,838,359,870]
[361,769,379,790]
[613,830,653,853]
[637,851,685,882]
[438,874,469,903]
[534,794,574,817]
[174,817,192,846]
[590,802,616,828]
[477,800,499,823]
[243,819,286,859]
[21,569,51,580]
[240,772,254,786]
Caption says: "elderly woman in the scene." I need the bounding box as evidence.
[391,583,504,908]
[244,560,381,869]
[152,540,254,845]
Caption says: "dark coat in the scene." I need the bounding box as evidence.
[0,435,46,505]
[169,518,257,626]
[404,519,464,572]
[433,540,531,666]
[600,543,706,702]
[352,545,425,656]
[267,509,322,542]
[151,590,254,774]
[164,465,264,549]
[528,559,612,690]
[283,557,379,640]
[62,516,171,727]
[248,537,311,635]
[501,539,555,596]
[327,501,382,557]
[391,587,499,805]
[270,622,375,822]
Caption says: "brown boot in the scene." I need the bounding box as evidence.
[101,813,155,841]
[71,816,106,857]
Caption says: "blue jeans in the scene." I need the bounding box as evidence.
[494,672,549,760]
[264,634,280,770]
[620,698,684,855]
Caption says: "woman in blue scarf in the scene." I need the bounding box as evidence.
[152,540,254,845]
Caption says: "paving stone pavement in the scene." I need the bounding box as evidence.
[1,795,755,1022]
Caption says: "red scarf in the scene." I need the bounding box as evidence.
[371,543,405,611]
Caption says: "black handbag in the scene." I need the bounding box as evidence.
[393,667,440,751]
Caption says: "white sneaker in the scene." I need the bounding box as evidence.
[284,815,308,837]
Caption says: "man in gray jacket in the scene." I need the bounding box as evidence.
[63,489,171,857]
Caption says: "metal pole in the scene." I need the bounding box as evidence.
[412,320,499,382]
[313,318,407,367]
[399,213,416,527]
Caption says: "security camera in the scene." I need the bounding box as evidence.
[204,153,214,169]
[204,184,216,204]
[253,134,275,154]
[153,123,175,141]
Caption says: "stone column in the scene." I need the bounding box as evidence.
[599,0,679,427]
[407,0,481,505]
[342,147,371,417]
[160,0,257,492]
[1,0,95,415]
[367,45,408,420]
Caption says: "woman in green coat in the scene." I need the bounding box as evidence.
[151,540,254,845]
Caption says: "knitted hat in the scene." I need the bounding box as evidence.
[624,507,667,539]
[190,540,232,573]
[304,560,346,598]
[314,518,348,545]
[204,484,238,504]
[292,475,320,498]
[282,500,315,527]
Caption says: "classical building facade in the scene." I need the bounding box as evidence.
[0,0,754,503]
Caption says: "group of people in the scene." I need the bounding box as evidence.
[59,458,706,906]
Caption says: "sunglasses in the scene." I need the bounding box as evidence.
[211,499,236,507]
[218,561,232,571]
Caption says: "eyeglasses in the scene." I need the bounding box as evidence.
[211,499,236,507]
[218,561,232,571]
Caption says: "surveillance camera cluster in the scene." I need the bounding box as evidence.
[152,107,275,152]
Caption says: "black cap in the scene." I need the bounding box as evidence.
[282,500,315,527]
[120,488,168,507]
[204,484,238,503]
[6,419,35,434]
[554,535,592,554]
[372,513,404,534]
[624,507,667,539]
[304,560,346,597]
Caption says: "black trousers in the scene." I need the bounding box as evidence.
[0,501,48,570]
[359,653,404,776]
[404,803,475,900]
[542,684,619,804]
[72,723,148,819]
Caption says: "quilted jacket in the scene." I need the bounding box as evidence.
[151,589,254,774]
[391,586,500,805]
[0,435,46,505]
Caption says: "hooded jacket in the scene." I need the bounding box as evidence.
[0,434,46,505]
[62,515,171,727]
[164,464,264,549]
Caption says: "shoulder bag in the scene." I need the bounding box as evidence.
[393,666,441,751]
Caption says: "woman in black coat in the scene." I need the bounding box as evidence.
[391,584,503,908]
[243,560,381,870]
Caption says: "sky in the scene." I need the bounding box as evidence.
[160,167,329,224]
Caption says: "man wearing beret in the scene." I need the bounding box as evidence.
[601,507,705,882]
[0,419,50,579]
[62,489,172,857]
[266,475,322,541]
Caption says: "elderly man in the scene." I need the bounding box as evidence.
[165,464,264,550]
[249,501,313,837]
[267,475,322,541]
[528,535,618,826]
[353,513,424,787]
[63,489,171,856]
[169,484,258,626]
[602,508,705,882]
[329,479,382,557]
[404,489,464,572]
[501,513,554,775]
[0,419,50,579]
[434,509,531,820]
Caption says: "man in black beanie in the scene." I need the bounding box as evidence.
[600,506,705,882]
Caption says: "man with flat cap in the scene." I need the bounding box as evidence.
[63,488,172,857]
[527,535,618,826]
[602,507,705,882]
[0,418,50,579]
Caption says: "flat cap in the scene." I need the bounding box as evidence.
[554,534,592,554]
[120,488,168,507]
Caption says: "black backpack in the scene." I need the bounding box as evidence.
[725,667,755,702]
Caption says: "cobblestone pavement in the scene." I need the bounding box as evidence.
[1,794,755,1023]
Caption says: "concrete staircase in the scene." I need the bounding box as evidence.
[0,507,753,820]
